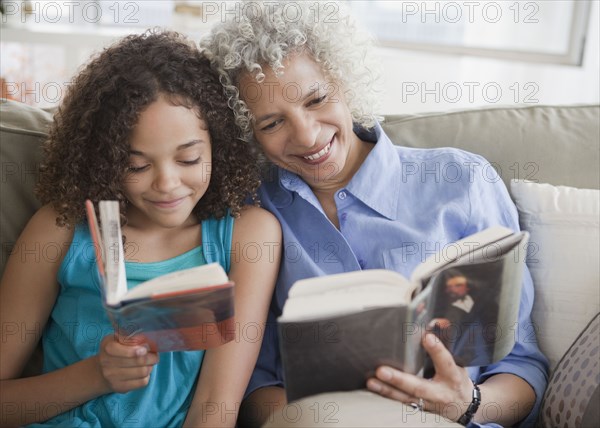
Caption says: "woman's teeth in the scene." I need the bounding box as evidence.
[304,142,331,161]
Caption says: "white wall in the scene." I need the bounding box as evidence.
[2,1,598,113]
[374,1,600,115]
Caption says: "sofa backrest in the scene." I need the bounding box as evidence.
[382,105,600,190]
[1,100,52,279]
[2,99,598,422]
[1,100,599,279]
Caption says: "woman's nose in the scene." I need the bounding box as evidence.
[289,112,320,148]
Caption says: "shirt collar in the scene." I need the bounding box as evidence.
[279,165,325,213]
[346,122,401,220]
[275,122,401,220]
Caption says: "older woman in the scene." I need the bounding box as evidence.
[201,2,548,426]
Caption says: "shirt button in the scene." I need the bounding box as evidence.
[338,191,347,200]
[340,213,347,221]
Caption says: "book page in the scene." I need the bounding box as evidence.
[425,232,529,367]
[121,263,230,302]
[279,270,415,322]
[410,226,516,289]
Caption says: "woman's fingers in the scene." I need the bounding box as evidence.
[366,333,475,421]
[423,333,462,381]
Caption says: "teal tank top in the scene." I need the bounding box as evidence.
[30,215,234,427]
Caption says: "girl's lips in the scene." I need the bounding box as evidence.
[150,197,186,209]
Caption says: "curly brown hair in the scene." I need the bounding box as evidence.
[36,30,260,228]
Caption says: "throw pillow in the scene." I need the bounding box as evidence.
[539,312,599,427]
[509,180,599,370]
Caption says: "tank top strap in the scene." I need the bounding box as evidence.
[201,211,234,273]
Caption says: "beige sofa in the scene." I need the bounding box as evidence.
[1,99,599,426]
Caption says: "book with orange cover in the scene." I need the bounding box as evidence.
[85,200,235,352]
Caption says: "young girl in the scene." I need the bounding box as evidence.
[0,31,281,427]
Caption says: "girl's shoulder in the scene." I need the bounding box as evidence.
[1,205,74,328]
[202,206,281,272]
[19,204,75,246]
[233,205,281,243]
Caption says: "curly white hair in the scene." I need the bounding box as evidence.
[200,0,381,142]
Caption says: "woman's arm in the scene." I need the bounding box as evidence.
[239,385,287,427]
[0,205,158,426]
[184,206,281,428]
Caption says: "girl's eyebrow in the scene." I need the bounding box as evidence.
[129,139,206,155]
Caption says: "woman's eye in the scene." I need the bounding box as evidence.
[309,95,327,106]
[261,119,283,131]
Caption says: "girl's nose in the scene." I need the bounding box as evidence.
[153,166,180,193]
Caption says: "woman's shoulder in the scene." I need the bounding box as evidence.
[393,144,489,165]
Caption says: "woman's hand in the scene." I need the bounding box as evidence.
[366,333,474,422]
[429,318,452,330]
[97,335,159,393]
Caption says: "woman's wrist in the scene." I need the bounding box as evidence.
[457,380,481,426]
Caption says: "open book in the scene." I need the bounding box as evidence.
[85,200,235,352]
[278,226,529,402]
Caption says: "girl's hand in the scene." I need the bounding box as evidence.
[366,333,474,422]
[97,335,159,393]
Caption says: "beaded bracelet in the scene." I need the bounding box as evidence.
[457,380,481,426]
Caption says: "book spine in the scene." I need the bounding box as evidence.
[99,201,127,306]
[85,200,105,278]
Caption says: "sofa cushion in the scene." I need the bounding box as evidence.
[0,99,52,278]
[539,312,599,428]
[509,179,600,370]
[382,105,600,190]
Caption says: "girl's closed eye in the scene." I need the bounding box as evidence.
[179,157,201,165]
[128,164,150,173]
[128,157,202,172]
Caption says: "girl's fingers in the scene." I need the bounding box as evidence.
[103,354,159,369]
[107,372,153,394]
[104,338,148,358]
[101,335,159,362]
[108,364,154,382]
